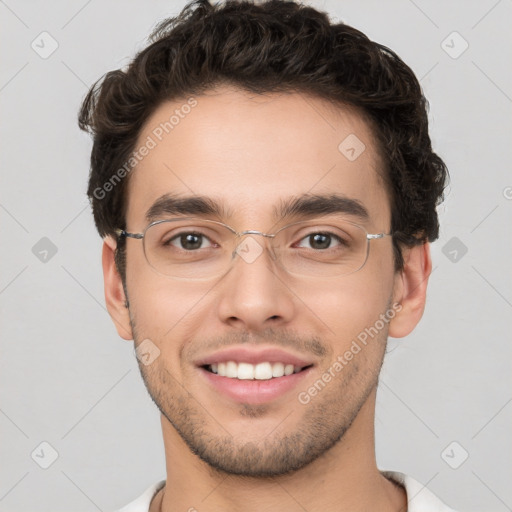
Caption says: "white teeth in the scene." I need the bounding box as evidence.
[237,362,254,380]
[271,362,284,377]
[226,361,238,378]
[254,362,273,380]
[208,361,305,380]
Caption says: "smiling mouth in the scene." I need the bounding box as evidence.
[202,361,314,380]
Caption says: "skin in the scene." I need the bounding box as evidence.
[102,85,431,512]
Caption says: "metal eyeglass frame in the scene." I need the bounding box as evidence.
[114,217,392,278]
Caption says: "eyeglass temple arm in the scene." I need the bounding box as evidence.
[367,233,391,240]
[114,228,144,239]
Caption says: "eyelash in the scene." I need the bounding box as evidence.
[164,229,348,250]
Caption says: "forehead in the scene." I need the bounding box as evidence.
[125,85,390,229]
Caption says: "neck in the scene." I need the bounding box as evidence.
[152,388,407,512]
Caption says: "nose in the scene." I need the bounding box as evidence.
[215,234,296,331]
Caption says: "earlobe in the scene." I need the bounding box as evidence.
[102,236,133,340]
[388,242,432,338]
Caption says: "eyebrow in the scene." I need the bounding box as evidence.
[145,192,369,223]
[273,193,369,222]
[145,193,233,222]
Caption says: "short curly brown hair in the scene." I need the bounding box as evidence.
[78,0,448,278]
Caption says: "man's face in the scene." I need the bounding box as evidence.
[120,86,400,476]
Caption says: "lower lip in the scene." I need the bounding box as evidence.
[198,366,313,404]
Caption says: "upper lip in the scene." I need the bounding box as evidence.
[194,346,315,368]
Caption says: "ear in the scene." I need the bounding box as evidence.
[388,242,432,338]
[102,236,133,340]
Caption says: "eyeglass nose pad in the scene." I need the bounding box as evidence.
[232,234,266,265]
[231,231,279,267]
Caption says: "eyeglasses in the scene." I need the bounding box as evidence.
[115,217,391,280]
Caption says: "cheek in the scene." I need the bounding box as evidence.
[125,255,210,355]
[305,269,393,346]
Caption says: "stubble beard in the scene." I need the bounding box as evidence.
[130,321,386,478]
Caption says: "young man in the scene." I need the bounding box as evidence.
[79,1,455,510]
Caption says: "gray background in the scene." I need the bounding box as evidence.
[1,0,511,511]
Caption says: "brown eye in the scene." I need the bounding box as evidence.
[296,232,345,250]
[167,232,212,250]
[308,233,331,250]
